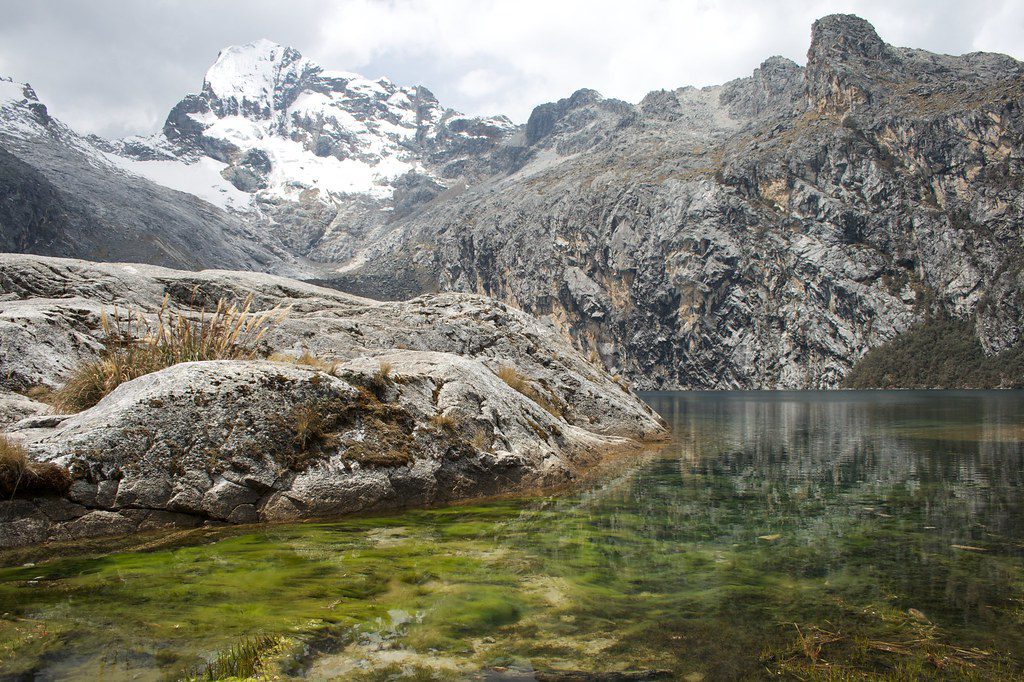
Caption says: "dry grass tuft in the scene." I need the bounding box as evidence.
[289,404,338,453]
[52,294,287,412]
[0,434,71,499]
[341,360,396,400]
[0,435,27,488]
[495,365,530,393]
[268,350,338,374]
[610,374,632,393]
[494,365,565,419]
[470,427,492,451]
[278,388,417,470]
[430,412,460,434]
[24,385,53,402]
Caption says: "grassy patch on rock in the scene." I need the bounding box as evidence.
[495,365,565,419]
[52,295,287,412]
[281,382,418,470]
[0,435,70,499]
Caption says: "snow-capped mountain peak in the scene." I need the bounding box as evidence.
[0,77,52,134]
[108,41,513,209]
[202,39,317,119]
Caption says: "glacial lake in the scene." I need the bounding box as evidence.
[2,391,1023,680]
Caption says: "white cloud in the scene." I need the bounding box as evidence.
[306,0,1024,123]
[455,69,506,99]
[0,0,1020,135]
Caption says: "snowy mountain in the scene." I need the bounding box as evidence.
[110,40,513,209]
[0,75,288,270]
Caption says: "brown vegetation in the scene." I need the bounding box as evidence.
[281,386,416,470]
[268,350,338,373]
[495,365,564,419]
[52,295,287,412]
[430,412,460,434]
[0,434,71,499]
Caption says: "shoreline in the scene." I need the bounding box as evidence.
[0,434,671,566]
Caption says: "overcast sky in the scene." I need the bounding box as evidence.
[1,0,1021,139]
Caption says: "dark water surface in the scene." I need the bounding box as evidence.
[2,391,1023,680]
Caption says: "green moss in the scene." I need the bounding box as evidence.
[184,634,290,681]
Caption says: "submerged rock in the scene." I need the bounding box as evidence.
[0,254,666,548]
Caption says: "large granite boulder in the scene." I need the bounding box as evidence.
[0,254,666,548]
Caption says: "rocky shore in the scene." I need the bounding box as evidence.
[0,254,666,549]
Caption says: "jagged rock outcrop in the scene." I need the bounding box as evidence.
[0,254,666,548]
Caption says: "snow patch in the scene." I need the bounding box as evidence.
[203,39,314,115]
[103,153,253,210]
[0,78,28,106]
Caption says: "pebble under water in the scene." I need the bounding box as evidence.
[2,391,1023,680]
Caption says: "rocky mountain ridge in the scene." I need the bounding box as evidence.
[373,14,1024,388]
[0,76,292,271]
[1,14,1022,388]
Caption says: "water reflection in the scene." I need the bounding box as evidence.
[649,391,1024,530]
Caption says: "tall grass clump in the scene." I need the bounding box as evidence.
[52,294,288,412]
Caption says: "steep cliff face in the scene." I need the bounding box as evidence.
[347,14,1024,388]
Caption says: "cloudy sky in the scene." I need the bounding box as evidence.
[1,0,1021,138]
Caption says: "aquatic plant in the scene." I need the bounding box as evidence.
[762,618,1007,680]
[184,633,286,681]
[51,294,288,411]
[3,394,1024,680]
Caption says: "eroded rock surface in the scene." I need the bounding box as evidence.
[0,254,665,548]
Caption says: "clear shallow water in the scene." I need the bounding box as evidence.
[2,391,1024,680]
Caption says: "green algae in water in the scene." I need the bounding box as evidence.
[2,391,1024,680]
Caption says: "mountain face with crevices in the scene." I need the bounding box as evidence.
[354,14,1024,388]
[2,14,1023,388]
[107,39,515,267]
